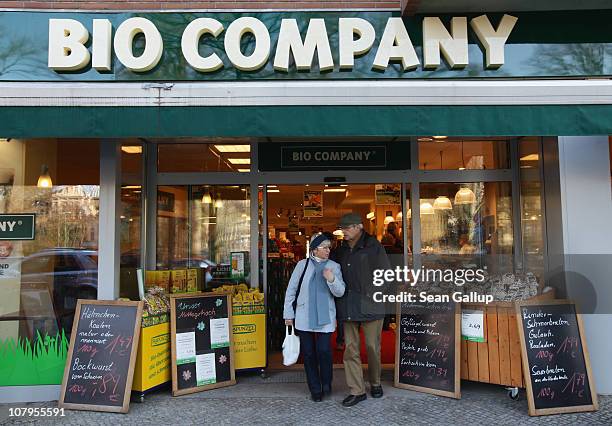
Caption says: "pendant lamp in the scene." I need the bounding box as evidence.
[433,196,452,210]
[454,142,476,204]
[37,165,52,188]
[432,151,453,210]
[202,193,212,204]
[420,202,434,215]
[383,211,395,225]
[454,187,476,204]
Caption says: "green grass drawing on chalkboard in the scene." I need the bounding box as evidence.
[0,331,69,386]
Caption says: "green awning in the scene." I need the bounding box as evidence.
[1,105,611,138]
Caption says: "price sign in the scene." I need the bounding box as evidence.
[170,293,236,396]
[394,299,461,399]
[461,309,485,342]
[516,299,598,416]
[59,300,143,413]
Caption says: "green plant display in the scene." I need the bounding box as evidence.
[0,331,68,386]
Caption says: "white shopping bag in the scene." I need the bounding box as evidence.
[282,325,300,366]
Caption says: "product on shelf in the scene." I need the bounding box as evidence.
[143,286,170,316]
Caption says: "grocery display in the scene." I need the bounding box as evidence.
[208,283,265,315]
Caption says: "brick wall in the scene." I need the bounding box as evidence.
[0,1,401,11]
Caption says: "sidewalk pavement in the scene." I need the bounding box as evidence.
[0,370,610,425]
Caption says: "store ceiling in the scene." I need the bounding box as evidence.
[410,0,611,13]
[266,184,376,227]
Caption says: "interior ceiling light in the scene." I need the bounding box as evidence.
[121,146,142,154]
[122,185,141,189]
[37,165,52,188]
[213,144,250,152]
[520,154,539,161]
[237,168,250,172]
[396,211,403,221]
[202,193,212,204]
[267,189,280,193]
[324,188,346,192]
[433,196,453,210]
[228,158,251,164]
[432,136,447,141]
[366,211,375,220]
[420,202,435,215]
[383,211,395,225]
[454,187,476,204]
[417,137,433,142]
[214,199,224,208]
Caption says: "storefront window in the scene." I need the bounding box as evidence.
[0,138,99,386]
[419,181,513,273]
[418,138,510,170]
[156,185,251,291]
[157,141,251,173]
[120,143,143,299]
[519,137,545,280]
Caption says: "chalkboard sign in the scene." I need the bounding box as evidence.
[170,293,235,396]
[59,300,144,413]
[516,299,598,416]
[394,299,461,399]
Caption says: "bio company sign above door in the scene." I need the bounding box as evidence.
[0,10,610,81]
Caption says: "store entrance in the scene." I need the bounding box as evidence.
[265,183,408,369]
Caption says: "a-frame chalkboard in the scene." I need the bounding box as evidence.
[59,300,143,413]
[170,292,236,396]
[394,299,461,399]
[516,299,598,416]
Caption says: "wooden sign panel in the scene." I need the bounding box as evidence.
[516,299,598,416]
[170,293,236,396]
[394,299,461,399]
[59,300,143,413]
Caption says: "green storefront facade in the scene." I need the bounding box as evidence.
[0,8,611,402]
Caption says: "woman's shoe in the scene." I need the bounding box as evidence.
[311,392,323,402]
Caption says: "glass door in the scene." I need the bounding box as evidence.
[265,183,407,366]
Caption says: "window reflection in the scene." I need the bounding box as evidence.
[156,185,251,291]
[419,182,513,273]
[157,142,251,173]
[0,139,99,386]
[418,138,510,170]
[519,137,545,280]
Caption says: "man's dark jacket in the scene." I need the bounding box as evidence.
[332,231,391,322]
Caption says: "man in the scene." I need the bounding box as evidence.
[333,213,391,407]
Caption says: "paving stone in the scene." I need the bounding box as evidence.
[0,372,610,425]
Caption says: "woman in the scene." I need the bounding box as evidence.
[283,233,345,402]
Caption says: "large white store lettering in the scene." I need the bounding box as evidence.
[47,15,517,73]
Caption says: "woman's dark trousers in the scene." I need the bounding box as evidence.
[298,331,333,395]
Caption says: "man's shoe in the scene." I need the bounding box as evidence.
[342,393,367,407]
[311,392,323,402]
[371,385,383,398]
